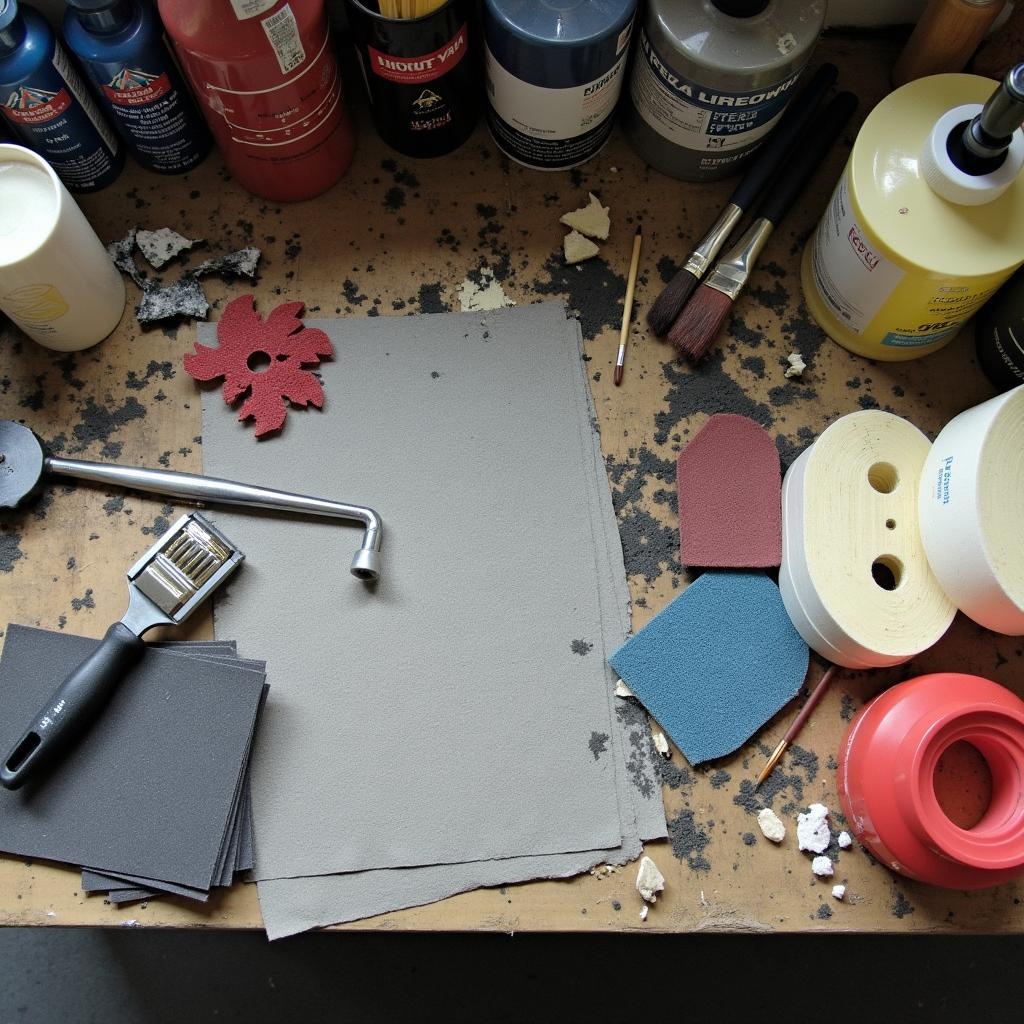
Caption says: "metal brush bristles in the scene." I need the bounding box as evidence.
[163,519,231,587]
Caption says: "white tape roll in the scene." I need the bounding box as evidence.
[919,385,1024,635]
[780,410,957,669]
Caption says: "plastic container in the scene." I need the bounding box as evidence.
[62,0,211,174]
[347,0,477,158]
[0,0,122,192]
[839,672,1024,890]
[157,0,355,202]
[802,70,1024,361]
[483,0,636,171]
[976,265,1024,391]
[622,0,826,182]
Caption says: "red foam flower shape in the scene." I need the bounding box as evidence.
[184,294,333,438]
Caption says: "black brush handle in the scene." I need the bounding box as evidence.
[728,63,839,212]
[755,91,858,229]
[0,623,144,790]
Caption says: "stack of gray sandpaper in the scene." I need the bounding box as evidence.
[0,626,267,904]
[199,301,666,939]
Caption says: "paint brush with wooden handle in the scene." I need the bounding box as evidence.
[614,224,643,386]
[668,91,858,363]
[646,63,838,337]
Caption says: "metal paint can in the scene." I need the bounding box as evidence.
[483,0,636,171]
[623,0,826,182]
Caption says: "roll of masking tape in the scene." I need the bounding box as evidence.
[919,385,1024,635]
[780,410,957,669]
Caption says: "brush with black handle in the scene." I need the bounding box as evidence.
[647,62,839,337]
[668,91,858,363]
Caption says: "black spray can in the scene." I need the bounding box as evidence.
[976,267,1024,393]
[347,0,478,158]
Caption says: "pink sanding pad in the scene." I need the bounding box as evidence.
[677,414,782,568]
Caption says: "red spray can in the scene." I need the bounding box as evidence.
[157,0,355,202]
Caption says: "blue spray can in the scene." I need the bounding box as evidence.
[0,0,122,192]
[63,0,211,174]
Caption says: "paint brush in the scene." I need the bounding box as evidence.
[614,224,643,387]
[646,63,838,337]
[755,664,838,788]
[668,91,858,363]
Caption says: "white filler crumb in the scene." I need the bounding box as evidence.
[757,807,786,843]
[652,731,670,758]
[837,831,853,849]
[564,229,600,264]
[832,884,846,901]
[457,266,515,312]
[636,855,665,903]
[614,679,635,699]
[797,803,831,853]
[812,856,834,878]
[136,228,201,269]
[639,905,649,921]
[559,192,610,240]
[784,352,806,379]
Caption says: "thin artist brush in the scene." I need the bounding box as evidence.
[614,224,643,387]
[668,90,858,363]
[646,63,838,337]
[756,664,838,788]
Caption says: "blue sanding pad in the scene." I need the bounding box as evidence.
[608,571,809,765]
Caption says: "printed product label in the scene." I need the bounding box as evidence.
[2,282,69,329]
[485,36,629,168]
[261,4,306,76]
[368,24,467,85]
[630,28,801,153]
[0,42,119,191]
[101,70,172,107]
[231,0,277,19]
[810,174,905,334]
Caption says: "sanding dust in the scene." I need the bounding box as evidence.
[564,230,600,265]
[457,267,515,312]
[832,884,846,900]
[614,679,635,699]
[812,855,834,878]
[797,803,831,853]
[560,193,610,241]
[837,831,853,849]
[136,228,202,270]
[636,855,665,903]
[757,807,786,843]
[652,731,670,758]
[785,352,806,379]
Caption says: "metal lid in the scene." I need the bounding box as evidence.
[485,0,634,47]
[0,0,20,33]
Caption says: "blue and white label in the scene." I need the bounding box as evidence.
[629,27,802,153]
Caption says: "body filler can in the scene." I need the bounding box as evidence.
[483,0,636,171]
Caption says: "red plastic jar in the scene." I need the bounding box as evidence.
[838,672,1024,890]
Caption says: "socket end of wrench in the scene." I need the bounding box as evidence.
[351,547,381,582]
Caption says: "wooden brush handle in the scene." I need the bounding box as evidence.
[893,0,1005,86]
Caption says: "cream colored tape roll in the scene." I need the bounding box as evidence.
[919,385,1024,635]
[779,410,957,669]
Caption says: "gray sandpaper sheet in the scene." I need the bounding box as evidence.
[0,626,265,889]
[203,306,665,937]
[200,302,643,883]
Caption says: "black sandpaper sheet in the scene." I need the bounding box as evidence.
[0,625,266,889]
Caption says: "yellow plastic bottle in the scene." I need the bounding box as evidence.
[802,69,1024,361]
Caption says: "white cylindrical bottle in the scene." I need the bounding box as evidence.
[0,144,125,351]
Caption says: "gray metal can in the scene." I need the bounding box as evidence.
[623,0,827,182]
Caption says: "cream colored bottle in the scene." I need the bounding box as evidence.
[801,70,1024,362]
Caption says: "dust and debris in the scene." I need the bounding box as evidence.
[733,770,805,816]
[840,694,856,721]
[636,855,665,903]
[741,832,757,846]
[837,831,853,849]
[137,277,209,324]
[616,700,659,800]
[612,899,621,911]
[102,495,125,516]
[757,807,786,843]
[812,855,834,878]
[614,679,635,699]
[0,529,25,572]
[817,904,833,919]
[570,639,593,656]
[136,228,202,269]
[741,355,766,378]
[788,745,819,782]
[588,731,609,760]
[709,769,731,789]
[417,283,451,314]
[125,360,174,391]
[784,352,806,379]
[532,251,625,340]
[892,892,915,918]
[832,884,846,901]
[192,247,261,280]
[667,808,712,871]
[141,504,174,537]
[72,397,146,451]
[797,803,831,853]
[657,757,694,791]
[71,589,95,612]
[107,228,145,287]
[656,255,680,283]
[457,267,514,312]
[384,186,405,211]
[652,731,670,758]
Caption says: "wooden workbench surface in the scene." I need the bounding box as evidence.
[1,32,1021,934]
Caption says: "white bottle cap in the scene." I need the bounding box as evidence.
[921,103,1024,206]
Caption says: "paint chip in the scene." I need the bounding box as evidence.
[614,679,635,699]
[652,731,670,758]
[812,855,834,878]
[136,228,202,270]
[837,830,853,849]
[559,193,610,241]
[832,884,846,901]
[784,352,806,379]
[797,803,830,853]
[639,904,649,921]
[191,246,262,280]
[457,266,514,312]
[564,230,600,264]
[757,807,786,843]
[636,855,665,903]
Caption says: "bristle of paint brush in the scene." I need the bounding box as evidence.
[667,284,734,362]
[647,267,701,336]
